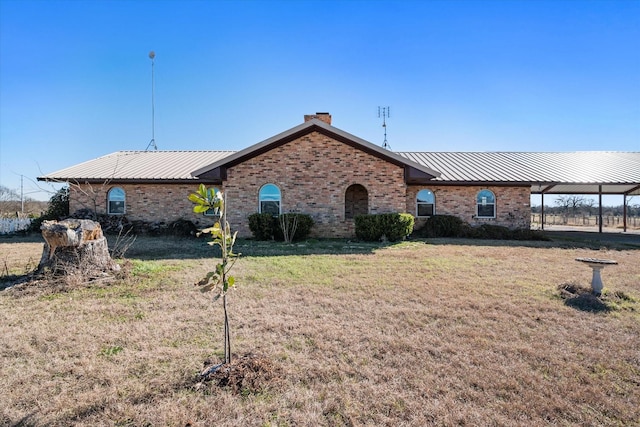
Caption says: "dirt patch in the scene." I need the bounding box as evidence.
[558,283,637,313]
[558,283,609,312]
[194,353,281,395]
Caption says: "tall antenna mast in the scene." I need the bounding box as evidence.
[378,106,390,150]
[146,50,158,151]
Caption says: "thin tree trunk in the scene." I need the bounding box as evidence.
[223,294,231,364]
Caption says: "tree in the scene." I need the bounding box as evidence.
[28,186,70,232]
[554,195,586,217]
[188,184,240,366]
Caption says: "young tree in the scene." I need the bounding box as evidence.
[188,184,239,366]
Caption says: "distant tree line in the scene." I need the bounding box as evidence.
[0,185,48,217]
[531,195,640,217]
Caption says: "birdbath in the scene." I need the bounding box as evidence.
[575,258,618,296]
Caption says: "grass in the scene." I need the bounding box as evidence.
[1,234,639,426]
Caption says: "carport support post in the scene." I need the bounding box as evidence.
[623,195,627,232]
[541,193,545,230]
[598,185,603,234]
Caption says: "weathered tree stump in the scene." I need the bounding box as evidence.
[38,219,120,278]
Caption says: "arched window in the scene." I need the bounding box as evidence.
[416,189,435,217]
[259,184,281,215]
[345,184,368,219]
[204,187,221,216]
[107,187,126,215]
[476,189,496,218]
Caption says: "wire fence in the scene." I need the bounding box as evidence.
[531,214,640,229]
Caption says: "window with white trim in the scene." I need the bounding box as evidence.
[107,187,126,215]
[476,189,496,218]
[259,184,281,215]
[416,189,435,217]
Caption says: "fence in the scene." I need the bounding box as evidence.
[531,214,640,229]
[0,218,32,235]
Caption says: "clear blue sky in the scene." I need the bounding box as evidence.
[1,0,639,202]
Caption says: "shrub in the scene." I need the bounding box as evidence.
[249,212,314,241]
[417,214,466,238]
[355,214,382,241]
[248,213,277,240]
[355,213,415,242]
[28,186,70,232]
[274,213,314,242]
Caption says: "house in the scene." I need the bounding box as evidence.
[39,113,640,238]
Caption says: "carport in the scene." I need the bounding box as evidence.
[526,152,640,233]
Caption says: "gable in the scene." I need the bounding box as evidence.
[191,118,441,184]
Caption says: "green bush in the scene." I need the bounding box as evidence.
[274,213,314,242]
[354,214,381,241]
[248,213,277,240]
[355,213,415,242]
[249,212,315,241]
[417,214,466,238]
[28,186,70,232]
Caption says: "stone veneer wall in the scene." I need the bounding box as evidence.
[224,131,407,238]
[70,183,216,229]
[407,185,531,230]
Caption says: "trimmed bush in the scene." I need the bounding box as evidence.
[417,214,466,238]
[248,213,277,240]
[355,213,415,242]
[249,212,315,241]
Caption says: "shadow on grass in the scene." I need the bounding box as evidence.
[422,232,640,251]
[558,283,610,313]
[557,283,639,314]
[120,236,400,261]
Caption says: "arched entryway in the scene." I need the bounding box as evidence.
[345,184,368,219]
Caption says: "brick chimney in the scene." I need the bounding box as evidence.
[304,112,332,125]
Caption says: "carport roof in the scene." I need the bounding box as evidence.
[397,151,640,195]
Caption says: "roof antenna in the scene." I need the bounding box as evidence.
[146,50,158,151]
[378,106,390,150]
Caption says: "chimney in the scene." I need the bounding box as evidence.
[304,112,332,125]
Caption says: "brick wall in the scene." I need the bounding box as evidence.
[224,131,407,238]
[68,145,532,238]
[70,182,215,229]
[407,185,531,230]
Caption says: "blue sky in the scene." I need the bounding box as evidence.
[1,0,639,203]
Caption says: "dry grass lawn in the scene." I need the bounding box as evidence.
[1,235,639,426]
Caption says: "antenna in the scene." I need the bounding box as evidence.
[146,50,158,151]
[378,106,391,150]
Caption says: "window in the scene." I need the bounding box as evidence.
[204,187,221,216]
[259,184,281,215]
[107,187,126,215]
[345,184,368,219]
[476,189,496,218]
[416,189,435,217]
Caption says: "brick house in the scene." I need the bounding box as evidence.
[39,113,640,238]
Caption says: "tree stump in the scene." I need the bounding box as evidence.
[38,219,120,279]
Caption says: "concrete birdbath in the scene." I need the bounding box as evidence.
[575,257,618,296]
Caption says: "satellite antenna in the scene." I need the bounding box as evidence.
[378,106,390,150]
[146,51,158,151]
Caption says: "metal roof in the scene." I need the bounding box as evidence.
[396,151,640,195]
[38,122,640,196]
[39,150,234,182]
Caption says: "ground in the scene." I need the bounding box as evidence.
[0,233,639,426]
